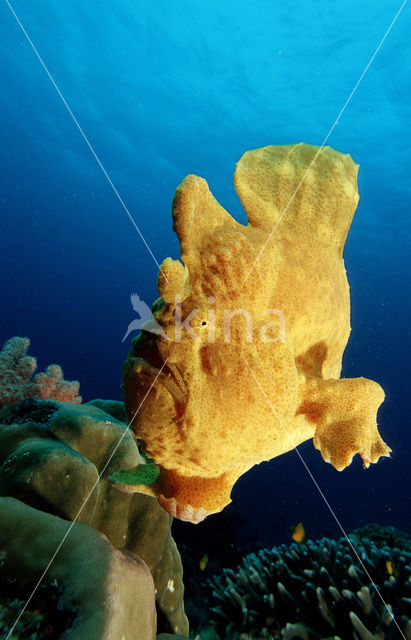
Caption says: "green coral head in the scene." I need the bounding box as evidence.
[109,462,160,488]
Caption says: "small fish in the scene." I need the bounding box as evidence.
[386,560,395,576]
[290,522,306,543]
[199,553,209,571]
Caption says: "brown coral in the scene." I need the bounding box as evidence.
[0,497,157,640]
[0,398,188,636]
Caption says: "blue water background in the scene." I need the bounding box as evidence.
[1,0,410,549]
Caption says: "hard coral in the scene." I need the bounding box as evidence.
[0,497,156,640]
[207,535,411,639]
[350,524,411,553]
[121,143,390,523]
[0,336,81,408]
[0,398,188,636]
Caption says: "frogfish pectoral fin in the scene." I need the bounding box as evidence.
[298,376,390,471]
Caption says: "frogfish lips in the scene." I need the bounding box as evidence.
[130,333,188,407]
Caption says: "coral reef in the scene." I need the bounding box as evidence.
[206,534,411,639]
[0,497,156,640]
[0,398,188,637]
[0,576,75,639]
[0,336,81,408]
[351,524,411,552]
[120,143,389,523]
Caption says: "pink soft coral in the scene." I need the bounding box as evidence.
[0,336,81,409]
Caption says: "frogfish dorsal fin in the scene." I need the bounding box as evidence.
[234,143,359,255]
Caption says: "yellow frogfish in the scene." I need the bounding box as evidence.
[116,143,391,523]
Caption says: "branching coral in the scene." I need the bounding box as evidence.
[0,336,81,408]
[350,524,411,553]
[207,534,411,639]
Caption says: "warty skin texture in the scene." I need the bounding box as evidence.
[121,143,390,523]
